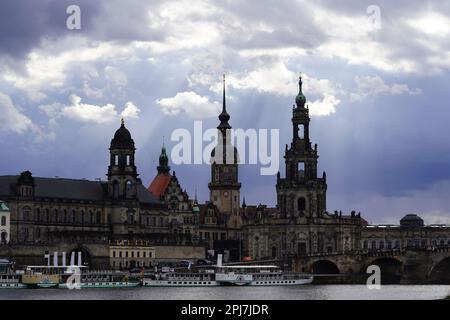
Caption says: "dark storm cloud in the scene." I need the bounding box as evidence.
[0,0,99,58]
[0,0,165,61]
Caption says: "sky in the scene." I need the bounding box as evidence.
[1,0,450,225]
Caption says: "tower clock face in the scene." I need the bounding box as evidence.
[224,191,229,197]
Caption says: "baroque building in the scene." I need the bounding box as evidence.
[243,77,363,260]
[1,75,449,268]
[148,144,198,245]
[0,120,199,267]
[361,214,450,250]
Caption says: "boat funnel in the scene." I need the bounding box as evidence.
[217,254,223,267]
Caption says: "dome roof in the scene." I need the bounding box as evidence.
[295,76,306,108]
[111,119,135,149]
[211,144,239,164]
[400,214,424,228]
[296,92,306,108]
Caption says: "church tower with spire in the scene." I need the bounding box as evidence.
[107,118,138,200]
[208,75,241,219]
[276,76,327,219]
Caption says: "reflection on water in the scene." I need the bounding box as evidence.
[0,285,449,300]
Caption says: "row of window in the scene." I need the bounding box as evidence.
[112,154,133,166]
[199,231,227,241]
[111,250,153,259]
[21,207,107,225]
[362,239,450,249]
[112,260,149,268]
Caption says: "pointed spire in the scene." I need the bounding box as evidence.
[218,73,231,130]
[242,197,247,208]
[222,73,226,113]
[194,187,198,205]
[298,73,303,93]
[121,117,125,126]
[157,139,170,175]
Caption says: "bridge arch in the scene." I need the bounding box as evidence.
[68,246,92,267]
[429,257,450,284]
[311,259,340,274]
[365,257,403,284]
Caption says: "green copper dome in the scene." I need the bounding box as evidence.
[295,76,306,108]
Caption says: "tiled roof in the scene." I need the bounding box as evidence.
[148,173,172,199]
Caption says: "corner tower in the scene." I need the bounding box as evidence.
[208,75,241,217]
[107,118,138,200]
[276,76,327,218]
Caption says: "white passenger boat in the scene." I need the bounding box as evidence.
[143,255,313,287]
[0,259,27,289]
[215,265,313,286]
[0,274,27,289]
[143,269,218,287]
[58,267,141,289]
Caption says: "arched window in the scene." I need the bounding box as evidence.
[22,206,31,221]
[89,210,94,224]
[61,210,67,224]
[96,212,102,224]
[298,124,305,139]
[71,210,76,224]
[114,154,119,165]
[1,231,7,244]
[371,241,377,249]
[363,240,368,249]
[80,210,85,224]
[297,162,305,178]
[1,216,6,226]
[125,180,133,198]
[379,240,385,249]
[113,180,119,198]
[297,197,306,213]
[126,155,131,166]
[35,208,41,222]
[127,212,134,224]
[45,209,49,222]
[51,209,57,223]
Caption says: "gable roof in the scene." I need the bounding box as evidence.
[148,173,172,199]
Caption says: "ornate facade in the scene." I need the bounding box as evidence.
[1,76,448,268]
[243,77,363,259]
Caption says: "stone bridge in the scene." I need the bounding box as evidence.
[291,247,450,284]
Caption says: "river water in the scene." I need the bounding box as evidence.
[0,285,449,300]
